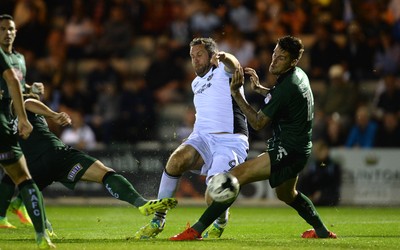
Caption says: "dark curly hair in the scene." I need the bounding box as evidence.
[277,36,304,61]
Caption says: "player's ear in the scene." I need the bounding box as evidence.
[291,59,298,67]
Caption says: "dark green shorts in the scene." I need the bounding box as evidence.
[0,110,23,165]
[267,145,309,188]
[28,146,97,190]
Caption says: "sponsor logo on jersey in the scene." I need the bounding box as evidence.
[194,82,212,95]
[276,146,288,161]
[207,73,214,81]
[264,93,272,104]
[68,164,83,181]
[0,151,15,161]
[11,118,18,135]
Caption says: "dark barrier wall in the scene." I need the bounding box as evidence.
[42,146,208,199]
[42,146,400,206]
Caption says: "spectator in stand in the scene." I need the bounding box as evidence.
[298,140,342,206]
[323,113,348,148]
[145,39,186,105]
[189,0,222,37]
[94,4,133,58]
[280,0,312,35]
[387,0,400,42]
[226,0,258,38]
[13,0,48,58]
[64,0,95,60]
[90,81,121,144]
[58,76,88,114]
[374,112,400,147]
[218,22,255,67]
[320,64,358,130]
[35,27,67,93]
[168,2,191,49]
[60,109,97,151]
[372,73,400,121]
[341,21,375,84]
[373,30,400,77]
[330,0,363,34]
[176,106,196,142]
[345,105,377,148]
[140,0,173,36]
[359,1,391,58]
[118,74,156,142]
[309,21,343,84]
[85,55,122,114]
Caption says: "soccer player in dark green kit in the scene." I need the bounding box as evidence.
[0,95,178,233]
[170,35,337,240]
[0,14,55,248]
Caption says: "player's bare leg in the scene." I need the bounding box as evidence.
[81,161,177,216]
[134,145,202,239]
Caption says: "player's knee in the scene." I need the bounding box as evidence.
[165,163,187,176]
[276,190,296,203]
[166,153,195,175]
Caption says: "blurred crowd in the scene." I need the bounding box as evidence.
[2,0,400,149]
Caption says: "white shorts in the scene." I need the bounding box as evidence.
[183,132,249,183]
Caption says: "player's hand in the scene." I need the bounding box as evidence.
[244,67,269,96]
[31,82,44,95]
[51,112,72,126]
[215,52,226,62]
[230,67,244,93]
[18,118,33,139]
[210,52,223,67]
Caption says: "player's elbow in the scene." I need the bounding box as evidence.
[250,121,265,131]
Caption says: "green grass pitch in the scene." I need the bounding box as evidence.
[1,205,399,249]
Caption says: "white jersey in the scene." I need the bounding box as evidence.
[191,62,248,135]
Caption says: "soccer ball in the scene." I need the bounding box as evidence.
[207,173,240,203]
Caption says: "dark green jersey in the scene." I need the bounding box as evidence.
[17,110,66,164]
[262,67,314,154]
[0,47,26,99]
[0,48,26,164]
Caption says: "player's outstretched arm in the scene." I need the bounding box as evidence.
[215,51,240,74]
[3,69,32,139]
[244,67,270,97]
[231,67,270,131]
[24,98,71,126]
[25,82,45,95]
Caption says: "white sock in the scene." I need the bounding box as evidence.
[157,170,180,199]
[216,208,230,227]
[154,170,180,220]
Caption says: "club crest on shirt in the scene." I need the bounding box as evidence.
[229,160,237,168]
[264,93,272,104]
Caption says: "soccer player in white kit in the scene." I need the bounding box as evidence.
[134,37,249,239]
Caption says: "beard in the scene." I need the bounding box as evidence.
[195,63,211,77]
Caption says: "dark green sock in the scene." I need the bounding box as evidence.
[102,172,147,207]
[18,180,45,233]
[192,201,233,234]
[288,192,329,237]
[0,175,15,217]
[37,192,48,223]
